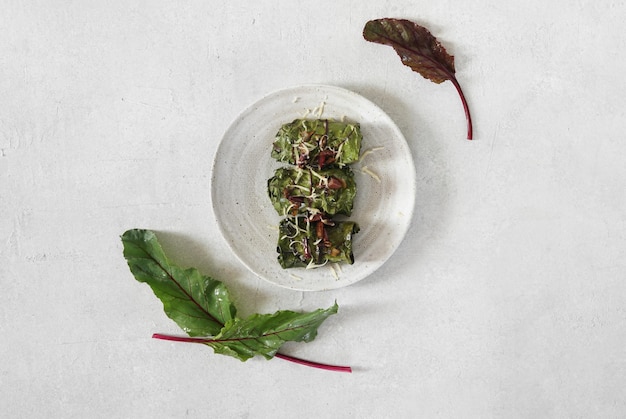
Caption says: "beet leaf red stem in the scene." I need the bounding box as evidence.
[450,77,473,140]
[152,333,352,373]
[274,353,352,373]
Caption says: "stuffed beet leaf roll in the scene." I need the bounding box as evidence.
[277,215,359,269]
[268,166,357,217]
[271,119,362,168]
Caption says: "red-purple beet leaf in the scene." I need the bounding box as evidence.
[152,333,352,373]
[363,18,473,140]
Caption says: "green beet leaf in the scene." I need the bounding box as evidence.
[121,229,340,365]
[207,304,338,361]
[121,229,236,337]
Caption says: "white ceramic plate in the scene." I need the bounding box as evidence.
[211,85,415,291]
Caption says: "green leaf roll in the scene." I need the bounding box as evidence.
[277,216,359,269]
[271,119,362,168]
[268,166,357,216]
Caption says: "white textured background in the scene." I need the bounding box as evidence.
[2,1,626,418]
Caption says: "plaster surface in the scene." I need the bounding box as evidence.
[2,2,626,417]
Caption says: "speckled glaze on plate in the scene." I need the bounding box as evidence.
[211,85,415,291]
